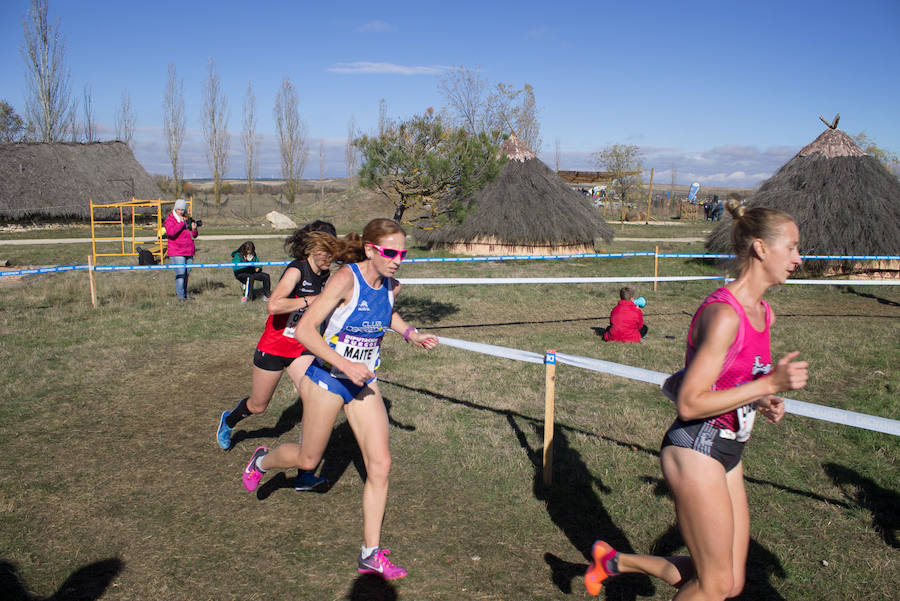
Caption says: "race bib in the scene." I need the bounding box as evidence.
[282,309,304,338]
[330,333,381,378]
[734,402,757,442]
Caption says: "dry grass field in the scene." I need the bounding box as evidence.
[1,212,897,600]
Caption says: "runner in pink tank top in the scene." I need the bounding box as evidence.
[586,201,808,599]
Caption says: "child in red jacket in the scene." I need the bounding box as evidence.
[603,287,647,342]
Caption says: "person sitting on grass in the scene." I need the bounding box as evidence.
[231,241,271,303]
[603,286,648,342]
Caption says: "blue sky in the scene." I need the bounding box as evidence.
[2,0,898,187]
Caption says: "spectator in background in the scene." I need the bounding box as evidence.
[713,197,725,221]
[232,241,271,303]
[603,287,647,342]
[164,198,198,300]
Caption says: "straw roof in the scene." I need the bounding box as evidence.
[705,126,900,272]
[418,136,614,251]
[0,141,161,219]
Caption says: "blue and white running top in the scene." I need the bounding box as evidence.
[316,262,395,380]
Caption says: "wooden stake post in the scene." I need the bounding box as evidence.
[654,245,659,291]
[543,350,557,486]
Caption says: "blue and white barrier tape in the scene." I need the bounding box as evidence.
[3,263,898,286]
[436,336,900,437]
[399,276,725,285]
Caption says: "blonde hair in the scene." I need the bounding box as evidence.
[726,199,795,272]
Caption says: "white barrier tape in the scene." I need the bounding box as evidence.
[438,336,545,365]
[399,276,724,285]
[783,399,900,436]
[782,279,900,286]
[436,336,900,437]
[555,351,669,386]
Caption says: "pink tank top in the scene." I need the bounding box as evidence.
[684,287,772,440]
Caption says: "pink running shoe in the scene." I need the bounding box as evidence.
[358,548,408,580]
[585,540,618,596]
[242,446,268,491]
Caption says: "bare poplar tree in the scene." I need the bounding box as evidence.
[593,144,644,204]
[82,84,94,142]
[65,97,79,141]
[377,98,388,136]
[163,62,185,196]
[201,58,230,205]
[115,90,136,149]
[319,138,325,200]
[517,84,542,152]
[554,137,561,172]
[21,0,72,142]
[0,101,26,142]
[241,81,260,212]
[438,67,542,150]
[438,65,487,135]
[344,114,359,182]
[273,77,308,203]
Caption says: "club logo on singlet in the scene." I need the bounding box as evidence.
[358,300,370,312]
[751,355,771,376]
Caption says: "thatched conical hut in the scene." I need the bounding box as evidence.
[418,136,614,255]
[0,141,161,220]
[705,124,900,275]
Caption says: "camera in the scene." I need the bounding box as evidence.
[185,216,203,228]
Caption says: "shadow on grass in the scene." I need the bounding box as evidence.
[188,280,226,295]
[646,482,788,600]
[393,297,458,324]
[345,573,398,600]
[379,380,855,511]
[231,400,303,449]
[0,558,124,601]
[823,462,899,548]
[842,286,900,307]
[507,417,654,599]
[252,397,413,500]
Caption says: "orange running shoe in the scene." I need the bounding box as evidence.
[585,540,618,596]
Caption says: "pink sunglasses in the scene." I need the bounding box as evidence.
[368,243,407,260]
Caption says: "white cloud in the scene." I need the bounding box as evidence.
[357,20,395,33]
[327,61,449,75]
[543,142,800,188]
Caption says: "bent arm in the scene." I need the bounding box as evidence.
[389,311,439,349]
[164,217,185,239]
[265,267,313,316]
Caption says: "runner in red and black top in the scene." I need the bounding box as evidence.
[216,221,337,456]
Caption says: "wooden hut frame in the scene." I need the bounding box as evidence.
[89,197,191,264]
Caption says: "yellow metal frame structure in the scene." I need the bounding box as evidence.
[89,197,192,264]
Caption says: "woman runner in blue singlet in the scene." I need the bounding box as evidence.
[241,218,438,580]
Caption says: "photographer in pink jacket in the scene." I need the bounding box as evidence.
[164,198,200,300]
